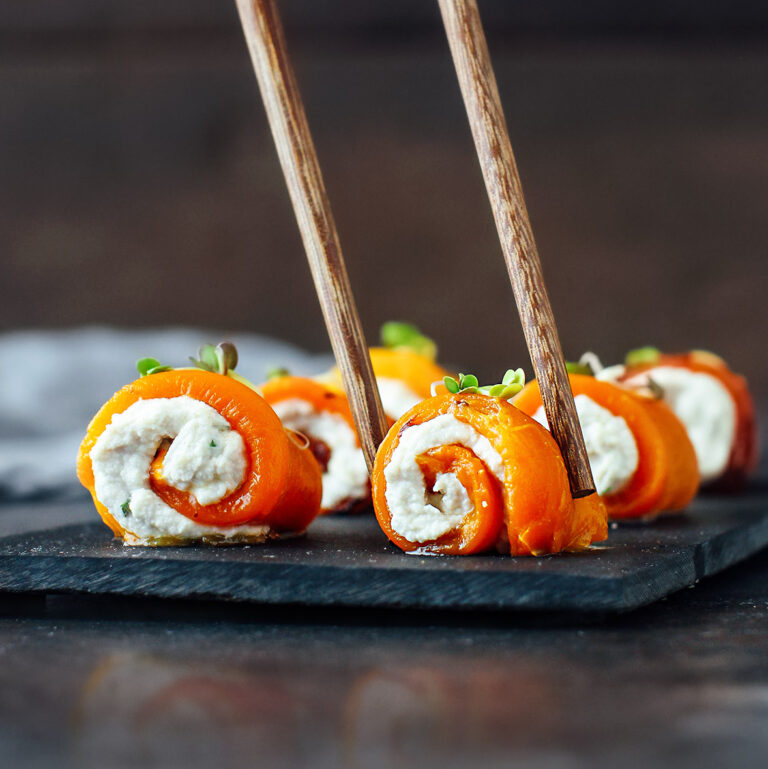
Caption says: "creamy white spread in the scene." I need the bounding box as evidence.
[272,398,369,510]
[595,364,626,383]
[376,377,422,420]
[89,396,259,543]
[533,394,639,496]
[384,414,504,543]
[161,412,247,505]
[625,366,736,482]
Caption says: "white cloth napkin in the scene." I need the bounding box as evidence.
[0,327,333,499]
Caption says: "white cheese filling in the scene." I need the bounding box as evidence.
[271,398,369,510]
[384,414,504,543]
[376,377,422,420]
[89,396,258,542]
[625,366,736,482]
[595,364,626,383]
[533,394,639,496]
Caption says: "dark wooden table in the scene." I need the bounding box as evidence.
[1,497,767,769]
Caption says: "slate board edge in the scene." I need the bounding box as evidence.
[694,510,768,581]
[620,510,768,608]
[0,548,626,612]
[0,513,767,612]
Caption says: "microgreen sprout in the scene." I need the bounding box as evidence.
[138,341,242,379]
[193,344,219,372]
[266,366,290,380]
[443,373,479,394]
[209,440,217,448]
[136,357,172,377]
[625,346,661,367]
[481,368,526,399]
[566,352,605,376]
[121,500,132,517]
[189,342,239,375]
[443,376,460,394]
[566,361,593,376]
[381,322,437,361]
[443,368,526,399]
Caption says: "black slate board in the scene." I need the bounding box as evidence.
[1,491,767,613]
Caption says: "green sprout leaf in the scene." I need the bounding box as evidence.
[444,376,460,394]
[216,342,238,374]
[566,361,593,376]
[189,356,214,372]
[209,440,217,448]
[121,500,132,517]
[502,368,524,387]
[136,358,172,377]
[190,342,240,375]
[625,346,661,368]
[455,373,480,392]
[380,321,438,361]
[137,357,160,376]
[499,383,523,399]
[266,366,290,380]
[443,369,527,398]
[478,368,526,399]
[199,344,220,370]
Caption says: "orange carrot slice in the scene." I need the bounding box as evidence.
[408,444,503,554]
[372,392,607,555]
[260,375,375,515]
[514,374,698,520]
[321,347,449,414]
[367,348,450,399]
[260,375,357,434]
[77,369,322,541]
[622,351,758,489]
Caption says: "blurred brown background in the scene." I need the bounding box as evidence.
[2,1,767,392]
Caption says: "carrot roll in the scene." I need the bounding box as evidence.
[603,349,758,490]
[372,383,607,556]
[367,347,450,419]
[321,322,450,419]
[514,374,699,520]
[77,350,322,546]
[260,375,372,514]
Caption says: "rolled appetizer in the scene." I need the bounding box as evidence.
[321,322,450,419]
[371,372,607,556]
[602,348,758,490]
[514,373,699,520]
[260,373,372,514]
[77,344,322,546]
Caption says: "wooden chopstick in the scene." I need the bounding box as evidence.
[438,0,595,497]
[234,0,389,472]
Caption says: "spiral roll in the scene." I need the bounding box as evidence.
[515,374,699,520]
[77,369,322,545]
[616,350,758,491]
[261,375,372,514]
[372,392,607,556]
